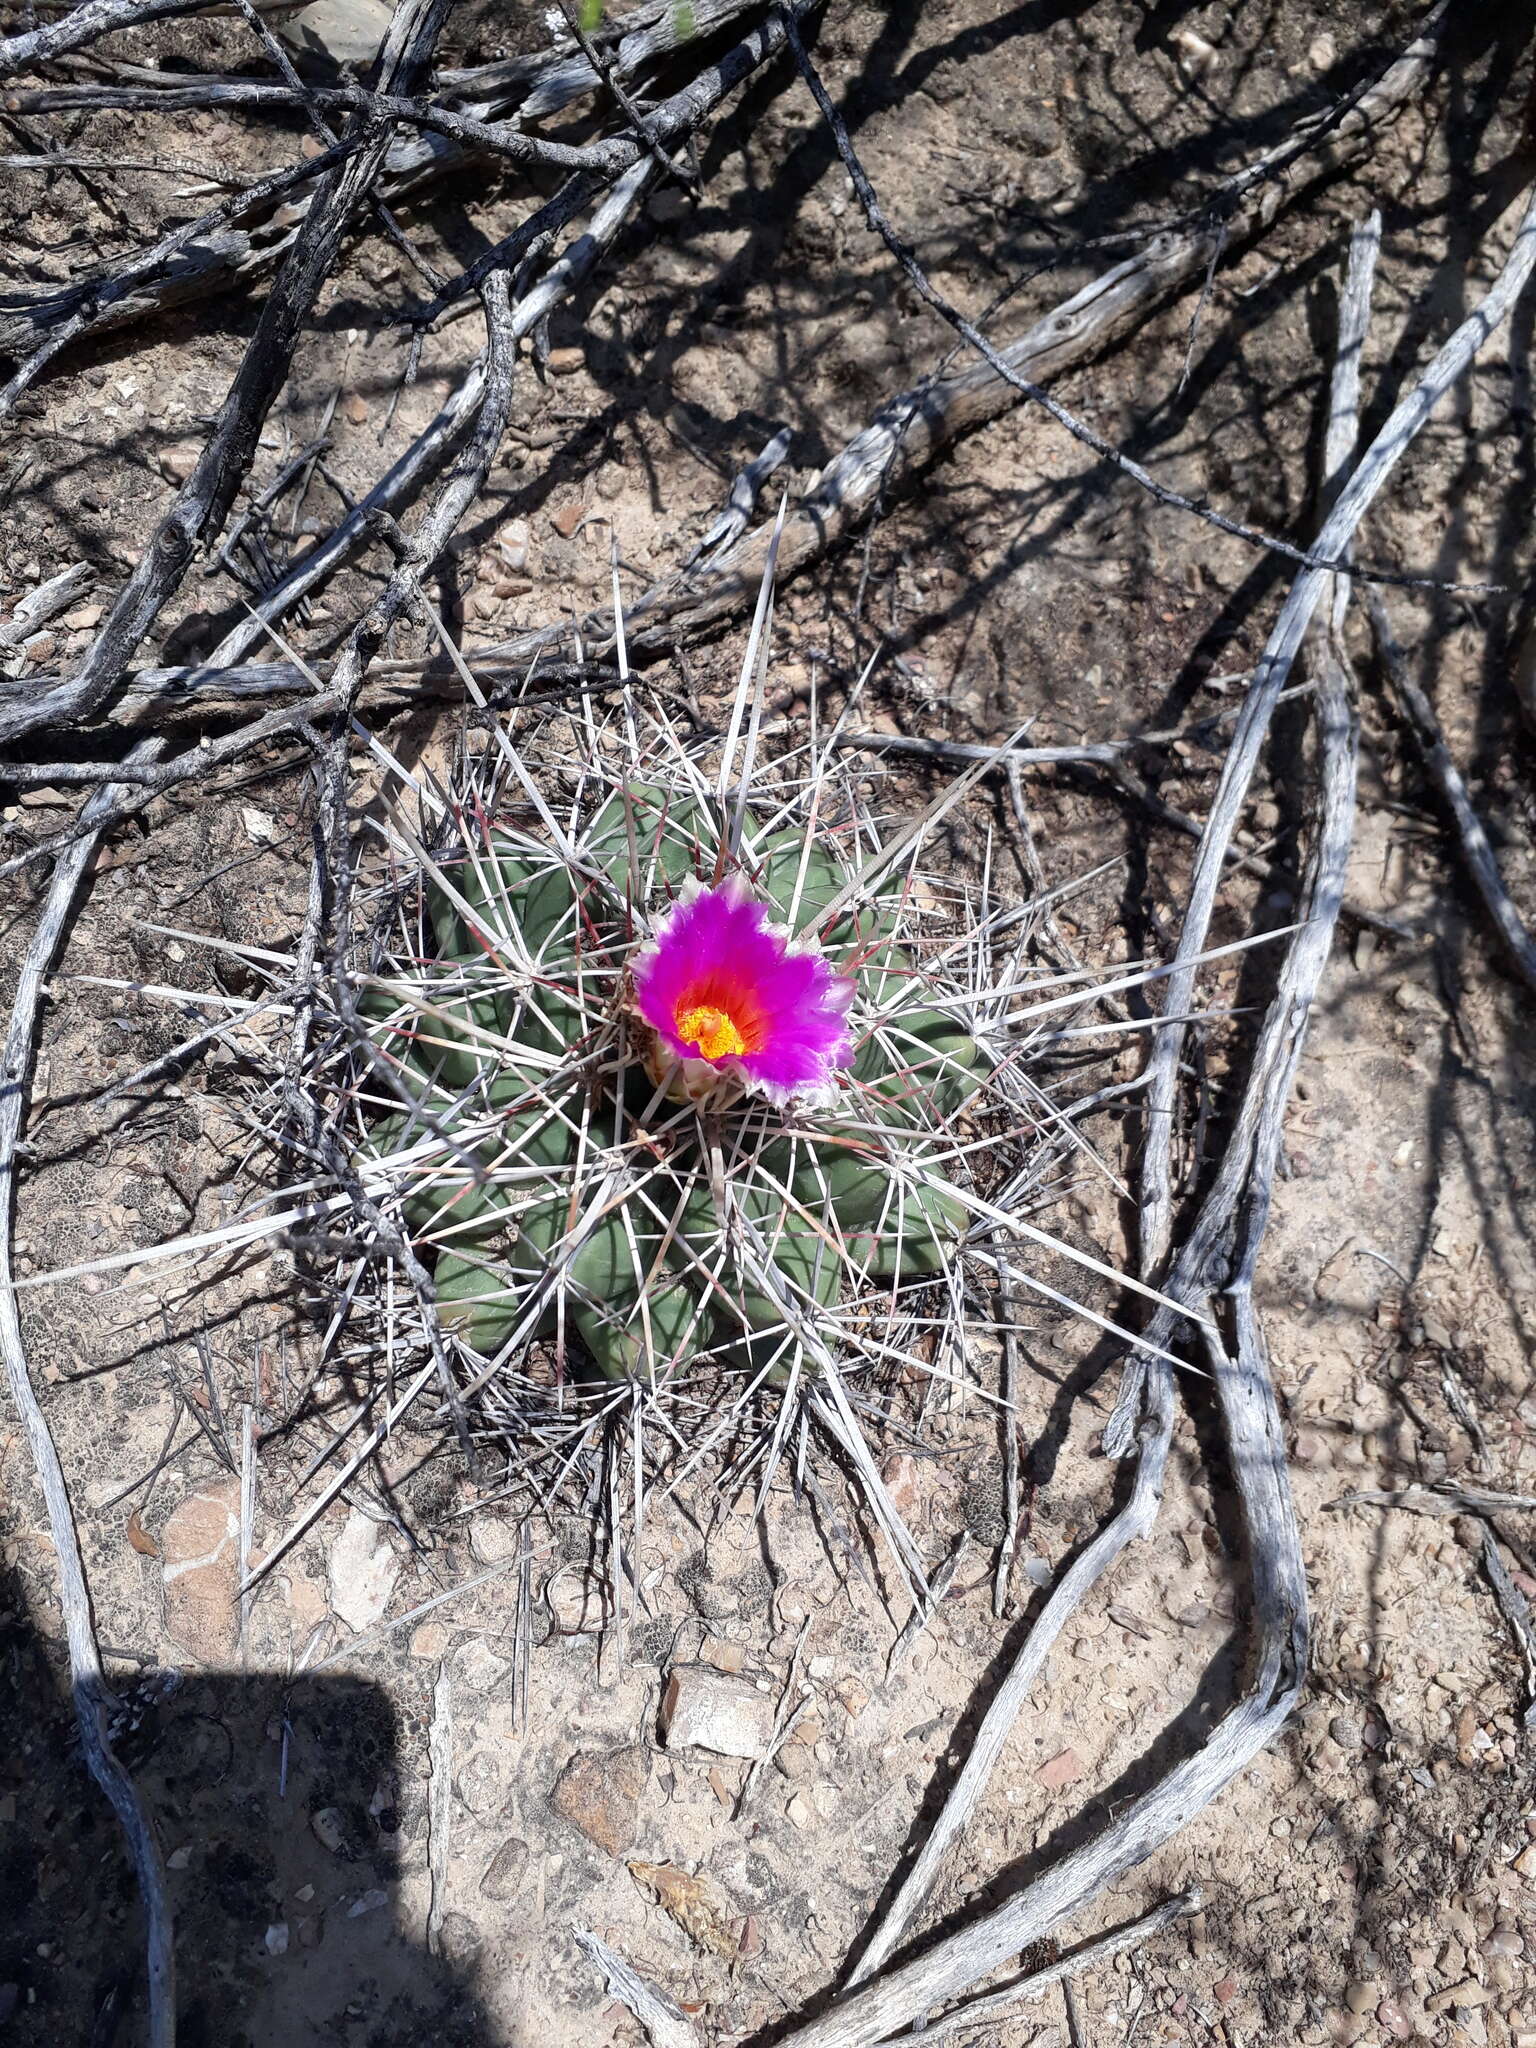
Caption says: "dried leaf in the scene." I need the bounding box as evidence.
[628,1861,739,1962]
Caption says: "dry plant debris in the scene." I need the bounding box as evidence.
[2,3,1536,2047]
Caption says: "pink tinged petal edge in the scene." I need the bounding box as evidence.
[632,879,854,1095]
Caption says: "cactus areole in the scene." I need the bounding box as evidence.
[359,781,984,1387]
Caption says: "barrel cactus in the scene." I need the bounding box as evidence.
[355,770,987,1390]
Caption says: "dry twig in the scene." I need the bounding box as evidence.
[1137,179,1536,1284]
[797,208,1384,2048]
[0,747,175,2045]
[536,0,1456,661]
[0,0,456,744]
[1366,590,1536,996]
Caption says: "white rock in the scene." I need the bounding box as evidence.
[453,1638,512,1692]
[495,519,531,574]
[161,1479,241,1663]
[328,1509,399,1633]
[660,1666,776,1760]
[241,805,279,846]
[278,0,393,69]
[264,1922,289,1956]
[469,1514,521,1565]
[311,1807,349,1856]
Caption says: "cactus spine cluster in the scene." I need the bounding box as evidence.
[360,776,983,1387]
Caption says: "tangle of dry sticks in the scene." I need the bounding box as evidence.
[2,4,1533,2042]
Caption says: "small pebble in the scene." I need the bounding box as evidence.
[1036,1747,1083,1790]
[479,1838,529,1904]
[1376,1997,1411,2040]
[1171,26,1216,74]
[496,517,530,572]
[880,1452,920,1514]
[661,1667,775,1760]
[1426,1980,1491,2014]
[1344,1981,1378,2016]
[310,1808,349,1857]
[158,441,201,485]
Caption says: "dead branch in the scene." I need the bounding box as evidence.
[896,1890,1201,2046]
[0,0,790,366]
[0,743,175,2045]
[0,658,625,749]
[5,77,622,168]
[1137,178,1536,1283]
[1366,589,1536,996]
[847,1358,1178,1990]
[449,0,1457,670]
[0,143,260,182]
[426,1665,453,1956]
[0,0,235,78]
[1480,1528,1536,1723]
[1330,1482,1536,1516]
[575,1930,702,2048]
[444,0,764,120]
[0,0,455,747]
[0,560,92,646]
[790,212,1380,2048]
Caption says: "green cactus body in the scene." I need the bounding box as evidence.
[358,799,984,1385]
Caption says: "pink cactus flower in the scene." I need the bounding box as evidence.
[632,876,854,1105]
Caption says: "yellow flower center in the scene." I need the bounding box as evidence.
[675,1003,746,1060]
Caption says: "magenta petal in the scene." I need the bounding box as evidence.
[632,878,853,1101]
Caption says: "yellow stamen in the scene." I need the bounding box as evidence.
[675,1003,746,1060]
